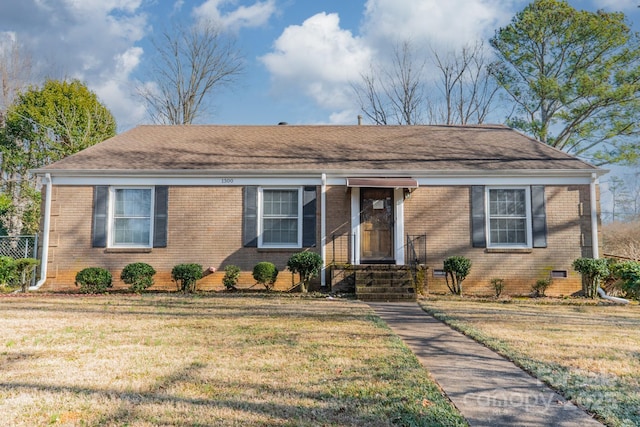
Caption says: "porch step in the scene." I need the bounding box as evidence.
[353,266,416,302]
[357,293,417,302]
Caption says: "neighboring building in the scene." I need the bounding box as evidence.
[32,124,605,297]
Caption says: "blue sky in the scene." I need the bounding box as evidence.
[2,0,639,132]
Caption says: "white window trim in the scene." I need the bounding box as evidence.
[486,186,532,249]
[108,186,155,248]
[258,187,303,249]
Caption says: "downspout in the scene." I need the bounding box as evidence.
[320,173,327,287]
[590,173,629,304]
[31,173,51,290]
[590,173,599,259]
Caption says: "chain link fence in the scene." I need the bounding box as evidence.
[0,235,38,259]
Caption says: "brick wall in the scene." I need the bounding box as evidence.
[404,185,596,296]
[41,186,319,292]
[41,183,598,296]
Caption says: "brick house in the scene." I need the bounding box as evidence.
[32,124,605,297]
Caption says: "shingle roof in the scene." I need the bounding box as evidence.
[38,124,598,173]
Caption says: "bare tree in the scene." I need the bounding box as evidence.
[138,20,244,125]
[0,38,37,236]
[353,41,425,125]
[352,40,498,126]
[431,41,499,125]
[0,36,33,126]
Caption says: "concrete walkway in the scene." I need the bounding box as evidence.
[368,302,603,427]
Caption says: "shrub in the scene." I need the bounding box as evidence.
[531,278,551,297]
[414,265,427,296]
[443,256,471,295]
[121,262,156,293]
[611,261,640,300]
[572,258,610,298]
[14,258,40,292]
[253,262,278,290]
[222,265,241,290]
[490,278,505,298]
[75,267,113,294]
[286,252,323,293]
[171,263,203,293]
[0,256,17,287]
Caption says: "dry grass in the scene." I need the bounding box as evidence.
[420,297,640,427]
[602,220,640,260]
[0,294,465,426]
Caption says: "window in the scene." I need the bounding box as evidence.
[259,188,302,247]
[487,187,531,247]
[111,187,153,247]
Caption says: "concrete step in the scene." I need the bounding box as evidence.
[355,279,413,287]
[356,286,415,294]
[358,293,417,302]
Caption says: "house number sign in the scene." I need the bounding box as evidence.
[221,178,234,184]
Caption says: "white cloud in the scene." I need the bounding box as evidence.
[362,0,515,51]
[0,0,150,130]
[93,47,147,129]
[193,0,277,31]
[260,1,520,122]
[260,12,372,111]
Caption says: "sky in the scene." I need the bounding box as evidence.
[2,0,639,133]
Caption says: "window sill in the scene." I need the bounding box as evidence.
[257,247,302,252]
[105,248,153,253]
[485,248,533,254]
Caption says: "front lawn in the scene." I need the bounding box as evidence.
[420,297,640,427]
[0,294,465,426]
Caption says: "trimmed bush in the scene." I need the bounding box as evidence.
[253,262,278,290]
[222,265,241,290]
[572,258,610,298]
[75,267,113,294]
[171,263,203,293]
[121,262,156,293]
[286,252,322,293]
[443,256,471,295]
[531,278,551,297]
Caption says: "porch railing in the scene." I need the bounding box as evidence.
[406,234,427,286]
[328,233,427,267]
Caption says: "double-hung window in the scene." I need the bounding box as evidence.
[487,187,531,248]
[110,187,154,247]
[259,188,302,248]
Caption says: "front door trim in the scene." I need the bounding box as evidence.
[350,187,405,265]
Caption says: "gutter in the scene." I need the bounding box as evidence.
[30,173,51,290]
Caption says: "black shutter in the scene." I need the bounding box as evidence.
[243,186,258,247]
[153,186,168,248]
[531,186,547,248]
[92,186,108,248]
[471,186,486,248]
[302,186,317,247]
